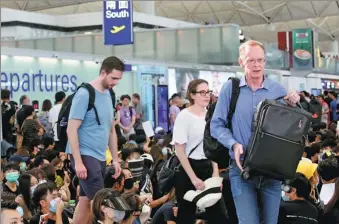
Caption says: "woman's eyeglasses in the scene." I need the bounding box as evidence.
[192,90,213,96]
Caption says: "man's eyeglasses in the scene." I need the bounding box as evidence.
[192,90,213,96]
[246,58,266,65]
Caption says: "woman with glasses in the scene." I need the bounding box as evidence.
[172,79,228,224]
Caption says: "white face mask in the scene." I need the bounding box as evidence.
[320,183,336,205]
[162,148,168,156]
[113,210,126,222]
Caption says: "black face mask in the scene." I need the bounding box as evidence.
[56,169,65,179]
[124,178,134,190]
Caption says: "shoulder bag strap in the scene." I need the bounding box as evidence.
[188,139,203,158]
[227,77,241,132]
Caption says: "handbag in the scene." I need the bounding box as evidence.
[157,140,202,195]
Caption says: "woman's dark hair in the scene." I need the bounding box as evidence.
[31,182,57,209]
[23,105,35,119]
[150,145,163,167]
[19,173,32,209]
[28,168,46,181]
[92,188,119,222]
[186,79,209,105]
[120,94,131,101]
[41,164,56,183]
[41,100,52,112]
[324,178,339,214]
[104,166,125,188]
[51,158,62,167]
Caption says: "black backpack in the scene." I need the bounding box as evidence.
[203,77,240,169]
[57,83,115,151]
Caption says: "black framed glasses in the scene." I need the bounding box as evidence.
[192,90,213,96]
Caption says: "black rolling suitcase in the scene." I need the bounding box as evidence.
[241,96,312,181]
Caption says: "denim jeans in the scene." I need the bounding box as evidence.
[229,163,282,224]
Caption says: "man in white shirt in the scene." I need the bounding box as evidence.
[49,91,66,152]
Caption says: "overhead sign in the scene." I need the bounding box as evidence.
[103,0,134,45]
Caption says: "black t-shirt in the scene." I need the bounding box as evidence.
[2,182,20,196]
[30,211,70,224]
[17,105,29,128]
[151,202,175,224]
[1,101,16,143]
[278,200,319,224]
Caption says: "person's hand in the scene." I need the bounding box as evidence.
[233,143,244,171]
[56,199,65,214]
[112,161,121,178]
[146,135,151,142]
[191,177,205,191]
[173,207,178,217]
[64,171,71,186]
[284,91,300,106]
[75,162,87,179]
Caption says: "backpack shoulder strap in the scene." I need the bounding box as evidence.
[227,78,240,131]
[109,88,116,109]
[129,106,133,117]
[79,83,101,125]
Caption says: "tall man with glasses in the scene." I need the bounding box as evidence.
[211,40,300,224]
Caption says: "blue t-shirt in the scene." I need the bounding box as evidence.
[65,87,113,161]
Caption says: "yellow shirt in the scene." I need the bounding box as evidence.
[106,148,112,165]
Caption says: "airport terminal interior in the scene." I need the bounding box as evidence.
[1,1,339,224]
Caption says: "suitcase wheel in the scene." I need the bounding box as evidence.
[241,169,250,180]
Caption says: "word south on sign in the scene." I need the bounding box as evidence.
[103,0,134,45]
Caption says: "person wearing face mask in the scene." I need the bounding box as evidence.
[30,182,70,224]
[317,155,339,223]
[278,173,319,224]
[2,162,21,196]
[92,188,132,224]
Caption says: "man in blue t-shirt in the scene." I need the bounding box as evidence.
[328,91,338,122]
[66,56,124,224]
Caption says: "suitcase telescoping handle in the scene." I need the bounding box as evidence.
[275,95,303,109]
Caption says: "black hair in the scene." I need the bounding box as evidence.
[43,137,54,149]
[292,173,312,199]
[29,139,42,152]
[99,56,125,74]
[3,161,20,173]
[55,91,66,104]
[132,93,140,101]
[133,147,144,156]
[42,150,58,163]
[5,147,18,161]
[41,100,52,112]
[120,94,131,101]
[318,156,339,182]
[305,143,321,159]
[1,89,10,100]
[19,172,32,210]
[104,166,125,188]
[171,93,180,99]
[321,138,337,149]
[1,201,18,210]
[32,182,57,209]
[129,134,137,141]
[19,95,28,105]
[307,132,316,143]
[324,90,328,96]
[23,105,35,119]
[121,148,133,161]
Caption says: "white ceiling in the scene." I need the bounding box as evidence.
[1,1,339,42]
